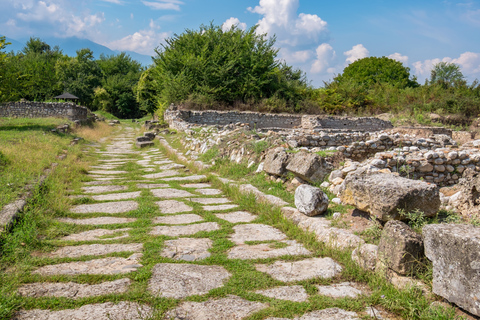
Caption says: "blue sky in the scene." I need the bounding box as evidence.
[1,0,480,86]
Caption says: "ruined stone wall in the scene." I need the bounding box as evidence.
[0,102,91,121]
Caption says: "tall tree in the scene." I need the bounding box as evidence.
[430,62,465,87]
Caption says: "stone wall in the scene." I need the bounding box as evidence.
[0,102,92,121]
[164,107,393,131]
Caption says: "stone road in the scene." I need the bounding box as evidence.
[11,128,390,320]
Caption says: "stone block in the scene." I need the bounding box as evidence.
[136,141,154,148]
[295,184,329,216]
[264,147,290,176]
[286,151,333,183]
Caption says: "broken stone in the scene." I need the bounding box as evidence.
[230,224,287,244]
[150,188,194,198]
[286,151,333,183]
[61,228,131,241]
[181,183,212,188]
[352,244,378,271]
[91,191,141,201]
[228,240,310,260]
[264,147,291,176]
[190,197,230,204]
[150,222,220,236]
[142,170,180,179]
[71,201,138,214]
[156,200,193,213]
[161,238,212,261]
[316,282,363,298]
[81,185,127,193]
[215,211,256,223]
[196,188,222,195]
[46,243,143,258]
[165,295,267,320]
[153,214,203,225]
[255,285,308,302]
[203,204,238,211]
[158,163,185,170]
[265,308,359,320]
[57,217,136,225]
[162,175,207,181]
[17,278,131,299]
[295,184,329,216]
[256,257,343,282]
[136,183,169,188]
[148,263,230,298]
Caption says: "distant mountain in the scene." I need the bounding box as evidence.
[1,36,153,67]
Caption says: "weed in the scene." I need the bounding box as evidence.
[251,140,270,155]
[399,208,428,233]
[360,219,383,245]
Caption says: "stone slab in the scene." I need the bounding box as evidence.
[143,170,180,179]
[33,253,143,275]
[190,197,230,204]
[230,224,287,244]
[162,238,212,261]
[255,285,308,302]
[151,188,194,198]
[150,222,220,237]
[17,278,131,299]
[181,183,212,188]
[89,170,127,175]
[162,175,207,182]
[71,201,138,214]
[153,160,173,165]
[265,308,359,320]
[47,243,143,258]
[316,282,363,298]
[91,191,141,201]
[255,257,343,282]
[136,183,169,189]
[215,211,256,223]
[61,228,131,241]
[203,204,239,211]
[228,240,311,260]
[166,295,267,320]
[81,186,127,193]
[83,181,113,186]
[159,163,186,170]
[196,188,222,195]
[156,200,193,213]
[153,214,204,225]
[57,217,136,225]
[148,263,231,298]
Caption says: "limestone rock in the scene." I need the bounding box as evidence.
[295,184,329,216]
[455,168,480,217]
[376,220,424,276]
[286,151,333,183]
[423,223,480,316]
[264,147,291,176]
[340,171,440,221]
[352,243,378,271]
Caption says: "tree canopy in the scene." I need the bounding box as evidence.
[430,62,465,87]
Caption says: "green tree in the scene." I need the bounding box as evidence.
[0,36,12,101]
[430,62,465,87]
[333,56,418,89]
[135,68,157,116]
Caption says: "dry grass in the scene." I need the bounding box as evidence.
[74,122,114,142]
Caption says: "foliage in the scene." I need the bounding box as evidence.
[430,62,465,87]
[333,56,418,89]
[135,67,157,115]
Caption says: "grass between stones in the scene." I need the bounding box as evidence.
[0,123,463,320]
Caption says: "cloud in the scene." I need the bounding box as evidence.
[100,0,124,4]
[248,0,328,46]
[142,0,184,11]
[413,52,480,79]
[344,44,369,64]
[107,20,169,55]
[221,17,247,32]
[279,48,313,64]
[388,53,409,65]
[311,43,336,74]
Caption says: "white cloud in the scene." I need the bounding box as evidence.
[344,44,369,64]
[107,20,169,55]
[100,0,123,4]
[142,0,184,11]
[413,52,480,79]
[388,52,409,65]
[279,48,313,64]
[248,0,328,46]
[311,43,336,74]
[221,17,247,32]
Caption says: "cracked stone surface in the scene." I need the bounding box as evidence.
[33,253,143,275]
[91,191,141,201]
[136,183,169,189]
[255,257,343,282]
[153,214,204,225]
[215,211,256,223]
[190,197,230,204]
[149,263,231,298]
[162,175,207,182]
[150,188,194,198]
[156,200,193,213]
[255,285,308,302]
[196,188,222,195]
[228,240,311,260]
[46,243,143,258]
[265,308,359,320]
[143,170,180,179]
[161,238,212,261]
[316,282,363,298]
[13,301,152,320]
[230,224,287,244]
[61,228,131,241]
[203,204,238,211]
[57,217,136,225]
[81,185,127,193]
[181,183,212,188]
[150,222,220,237]
[153,160,173,165]
[89,170,127,175]
[159,163,185,170]
[166,295,268,320]
[17,278,132,299]
[71,201,138,214]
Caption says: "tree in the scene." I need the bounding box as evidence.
[0,36,11,101]
[430,62,464,87]
[135,68,157,116]
[333,56,418,89]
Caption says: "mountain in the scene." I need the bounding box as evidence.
[1,36,153,66]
